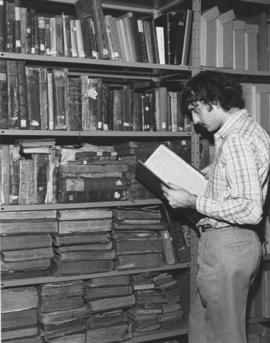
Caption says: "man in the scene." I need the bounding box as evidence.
[162,71,270,343]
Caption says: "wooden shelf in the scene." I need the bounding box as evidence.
[1,262,190,288]
[200,66,270,82]
[127,324,188,342]
[0,199,164,212]
[0,52,192,79]
[0,129,192,138]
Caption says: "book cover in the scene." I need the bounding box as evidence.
[67,76,82,131]
[52,259,113,275]
[2,308,37,330]
[87,294,135,313]
[26,66,41,129]
[88,311,127,329]
[85,275,130,287]
[7,60,20,128]
[2,233,52,250]
[0,0,5,51]
[38,280,83,297]
[135,144,207,200]
[0,60,9,128]
[233,19,246,71]
[53,68,67,130]
[86,323,130,343]
[38,296,84,313]
[5,0,15,52]
[84,285,132,300]
[2,286,38,313]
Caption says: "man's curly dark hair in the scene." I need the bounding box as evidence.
[181,71,245,114]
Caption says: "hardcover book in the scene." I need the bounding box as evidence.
[86,323,130,343]
[135,144,207,200]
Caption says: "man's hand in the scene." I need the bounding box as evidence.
[200,164,212,180]
[161,183,197,209]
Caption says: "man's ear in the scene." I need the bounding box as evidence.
[208,100,220,112]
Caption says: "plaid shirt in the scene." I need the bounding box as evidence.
[196,109,270,229]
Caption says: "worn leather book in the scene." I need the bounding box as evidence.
[53,68,67,130]
[45,333,85,343]
[158,310,183,323]
[0,60,8,129]
[88,310,127,329]
[52,259,113,275]
[116,253,164,269]
[39,318,86,340]
[134,289,167,305]
[26,66,41,129]
[53,232,110,246]
[2,286,38,313]
[59,208,112,220]
[84,285,132,300]
[58,177,126,193]
[5,1,15,52]
[55,242,113,253]
[2,246,54,262]
[112,230,160,240]
[38,304,89,325]
[54,249,115,262]
[2,308,37,330]
[113,206,162,220]
[38,295,84,313]
[58,218,112,234]
[76,0,110,59]
[112,220,168,231]
[1,258,51,274]
[85,275,130,288]
[161,230,177,265]
[67,76,81,131]
[0,0,5,51]
[38,280,83,298]
[87,294,135,313]
[17,61,28,129]
[2,337,42,343]
[7,60,20,128]
[86,323,130,343]
[2,326,39,341]
[57,189,127,203]
[115,238,163,255]
[39,67,49,130]
[0,209,57,221]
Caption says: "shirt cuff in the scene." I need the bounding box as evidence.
[196,196,206,214]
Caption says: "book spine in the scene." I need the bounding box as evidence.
[38,16,45,55]
[14,0,21,53]
[17,60,28,129]
[0,60,9,128]
[67,76,81,131]
[0,0,5,51]
[7,60,20,128]
[90,0,110,59]
[39,67,49,130]
[20,7,27,54]
[75,19,85,58]
[55,15,64,56]
[53,68,67,130]
[5,1,15,52]
[69,19,78,57]
[26,66,41,129]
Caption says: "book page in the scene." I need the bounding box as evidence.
[145,144,207,196]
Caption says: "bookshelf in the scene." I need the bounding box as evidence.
[0,0,197,342]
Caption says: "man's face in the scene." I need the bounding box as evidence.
[188,101,223,132]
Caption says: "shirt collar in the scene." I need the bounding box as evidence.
[214,109,250,141]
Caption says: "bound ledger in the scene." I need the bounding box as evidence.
[135,144,207,200]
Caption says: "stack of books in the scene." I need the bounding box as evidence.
[38,281,88,341]
[128,272,183,336]
[52,209,114,275]
[112,206,173,269]
[85,275,133,342]
[0,142,59,205]
[1,210,57,278]
[57,144,127,203]
[2,286,40,342]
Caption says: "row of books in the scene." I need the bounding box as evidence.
[0,140,191,206]
[201,6,270,71]
[1,206,191,278]
[0,0,193,65]
[241,82,270,136]
[0,60,190,132]
[2,273,185,342]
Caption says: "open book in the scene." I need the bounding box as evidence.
[135,144,208,201]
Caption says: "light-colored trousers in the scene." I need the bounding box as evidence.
[189,227,261,343]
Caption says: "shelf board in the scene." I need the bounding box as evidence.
[1,262,190,288]
[0,199,163,212]
[127,324,188,342]
[0,52,192,79]
[0,129,192,138]
[200,66,270,81]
